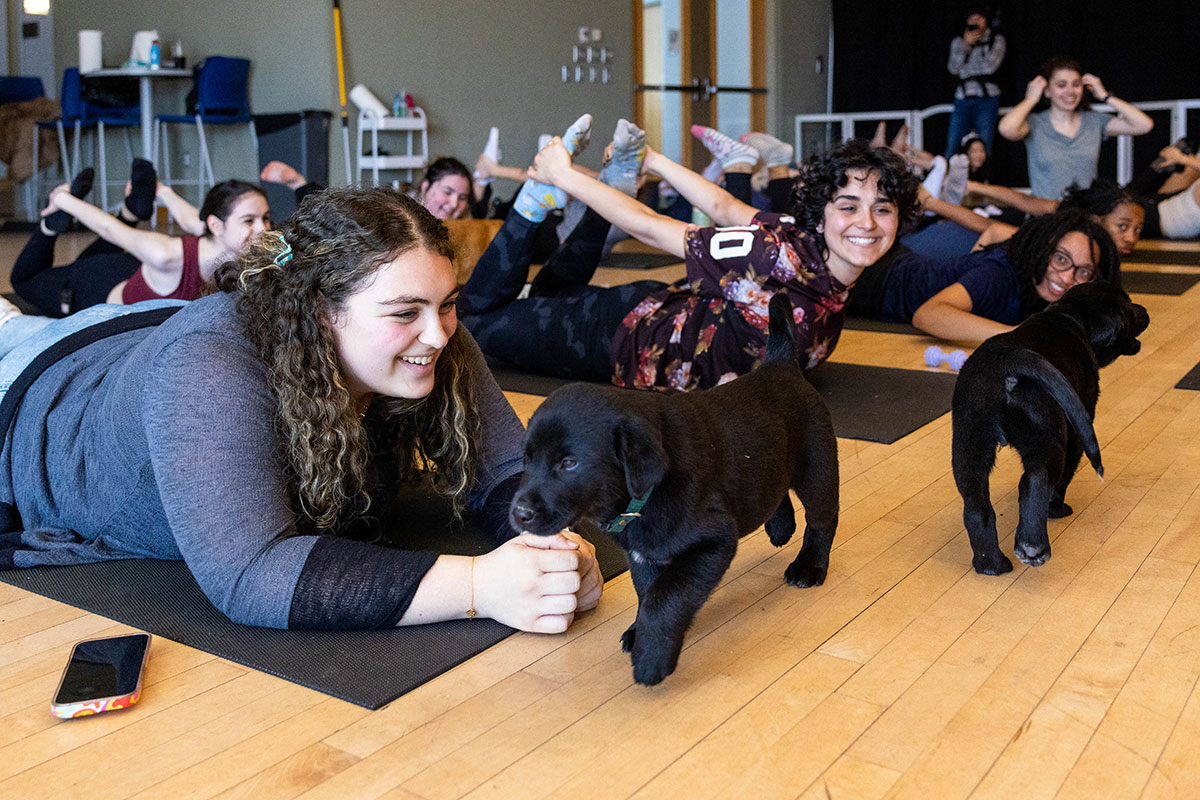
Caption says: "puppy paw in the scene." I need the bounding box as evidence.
[765,516,796,547]
[620,624,637,653]
[1047,500,1073,519]
[1014,542,1051,567]
[631,643,679,686]
[972,551,1014,576]
[784,558,828,588]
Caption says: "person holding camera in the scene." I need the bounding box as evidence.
[945,8,1005,159]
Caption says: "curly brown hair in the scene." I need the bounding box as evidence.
[211,186,481,529]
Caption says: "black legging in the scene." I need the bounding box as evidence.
[724,173,794,214]
[458,206,665,381]
[11,230,139,317]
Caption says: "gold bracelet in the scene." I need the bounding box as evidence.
[466,556,477,619]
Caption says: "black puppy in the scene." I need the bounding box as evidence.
[510,293,839,685]
[952,282,1149,575]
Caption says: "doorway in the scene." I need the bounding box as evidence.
[633,0,766,170]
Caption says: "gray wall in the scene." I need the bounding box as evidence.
[50,1,633,186]
[47,1,823,187]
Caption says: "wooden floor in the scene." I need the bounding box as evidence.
[3,234,1200,799]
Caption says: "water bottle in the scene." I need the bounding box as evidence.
[393,92,405,117]
[148,39,161,69]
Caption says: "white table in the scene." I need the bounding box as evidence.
[84,66,192,162]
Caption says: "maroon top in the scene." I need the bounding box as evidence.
[610,212,849,391]
[122,235,205,303]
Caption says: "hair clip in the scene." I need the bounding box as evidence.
[272,234,294,267]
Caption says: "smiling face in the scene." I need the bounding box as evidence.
[1098,201,1145,257]
[208,191,270,255]
[328,247,459,406]
[419,174,471,220]
[819,169,900,284]
[1045,68,1084,112]
[1034,230,1098,303]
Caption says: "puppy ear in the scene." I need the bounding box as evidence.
[614,415,668,498]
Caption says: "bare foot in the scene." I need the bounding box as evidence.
[890,123,909,155]
[260,160,306,190]
[871,121,887,148]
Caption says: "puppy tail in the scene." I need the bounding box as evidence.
[765,292,798,365]
[1007,351,1104,479]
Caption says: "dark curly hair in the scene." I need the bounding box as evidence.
[212,186,480,530]
[791,139,921,255]
[1037,57,1090,112]
[1001,207,1120,314]
[1060,178,1140,217]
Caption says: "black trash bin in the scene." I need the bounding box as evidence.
[254,109,332,220]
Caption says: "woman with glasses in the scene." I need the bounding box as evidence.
[848,208,1119,342]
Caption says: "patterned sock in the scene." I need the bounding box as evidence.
[43,167,95,235]
[739,132,793,168]
[940,154,969,205]
[514,114,592,222]
[124,158,156,221]
[599,119,646,196]
[691,125,758,168]
[473,127,501,185]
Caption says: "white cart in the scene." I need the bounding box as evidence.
[356,106,428,186]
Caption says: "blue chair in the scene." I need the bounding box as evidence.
[0,76,49,220]
[0,76,45,105]
[155,56,257,204]
[80,78,142,212]
[30,70,78,214]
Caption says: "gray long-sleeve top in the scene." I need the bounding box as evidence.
[947,33,1006,99]
[0,292,525,628]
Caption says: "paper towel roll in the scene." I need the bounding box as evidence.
[129,30,159,66]
[79,30,103,74]
[349,84,389,118]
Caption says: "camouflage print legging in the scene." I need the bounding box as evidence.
[458,206,666,381]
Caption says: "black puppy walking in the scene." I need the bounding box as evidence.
[952,282,1149,575]
[510,293,839,685]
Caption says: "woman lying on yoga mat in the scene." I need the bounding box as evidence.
[966,179,1146,258]
[458,115,920,391]
[848,208,1120,343]
[12,161,269,316]
[0,186,600,632]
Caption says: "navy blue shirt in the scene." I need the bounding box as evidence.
[878,247,1027,325]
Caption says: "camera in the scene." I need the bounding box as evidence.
[966,22,983,32]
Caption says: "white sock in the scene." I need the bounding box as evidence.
[740,132,793,168]
[922,155,948,198]
[474,127,501,184]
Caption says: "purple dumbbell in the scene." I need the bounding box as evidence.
[924,345,968,371]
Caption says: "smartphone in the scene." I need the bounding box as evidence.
[51,633,151,719]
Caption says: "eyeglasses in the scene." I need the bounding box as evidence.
[1048,249,1095,283]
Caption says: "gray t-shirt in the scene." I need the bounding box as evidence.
[1,292,525,628]
[1025,110,1112,199]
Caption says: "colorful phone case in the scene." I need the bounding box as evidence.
[51,689,142,719]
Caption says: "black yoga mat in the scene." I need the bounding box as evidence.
[489,358,955,445]
[843,315,926,336]
[0,487,630,710]
[1174,360,1200,390]
[2,292,40,315]
[598,251,683,270]
[1125,249,1200,267]
[1121,270,1200,296]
